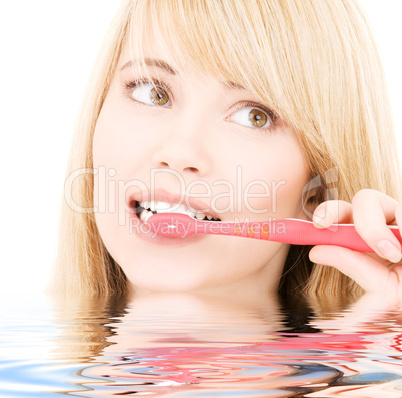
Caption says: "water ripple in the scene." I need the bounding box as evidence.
[1,293,402,397]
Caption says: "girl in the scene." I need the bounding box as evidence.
[53,0,402,302]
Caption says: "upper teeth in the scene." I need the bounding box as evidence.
[137,200,219,222]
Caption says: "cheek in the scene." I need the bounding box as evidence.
[92,97,156,173]
[92,105,137,260]
[230,138,309,219]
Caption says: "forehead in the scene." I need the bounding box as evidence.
[120,0,294,125]
[124,2,271,88]
[118,40,246,92]
[119,32,226,80]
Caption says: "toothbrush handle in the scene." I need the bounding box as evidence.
[202,219,402,253]
[265,220,402,253]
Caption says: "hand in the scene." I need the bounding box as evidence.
[309,189,402,301]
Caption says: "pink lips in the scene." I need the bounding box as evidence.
[127,189,214,246]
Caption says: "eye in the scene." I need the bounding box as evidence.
[230,107,271,129]
[127,80,171,107]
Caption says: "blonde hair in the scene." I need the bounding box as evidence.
[52,0,401,297]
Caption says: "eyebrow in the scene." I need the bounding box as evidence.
[119,58,246,90]
[120,58,178,75]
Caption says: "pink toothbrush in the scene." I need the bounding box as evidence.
[147,213,402,253]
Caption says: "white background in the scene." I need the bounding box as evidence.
[0,1,401,295]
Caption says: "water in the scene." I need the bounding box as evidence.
[1,292,402,397]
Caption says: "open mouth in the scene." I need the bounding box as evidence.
[131,200,222,224]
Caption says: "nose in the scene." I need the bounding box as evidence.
[151,127,212,176]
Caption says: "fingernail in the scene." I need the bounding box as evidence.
[313,211,326,226]
[376,240,402,263]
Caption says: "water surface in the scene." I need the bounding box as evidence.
[1,292,402,397]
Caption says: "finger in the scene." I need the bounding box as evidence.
[352,189,401,263]
[312,200,353,229]
[395,202,402,228]
[309,245,400,295]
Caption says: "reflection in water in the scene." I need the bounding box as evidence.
[1,292,402,397]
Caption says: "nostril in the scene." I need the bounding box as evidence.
[158,162,199,173]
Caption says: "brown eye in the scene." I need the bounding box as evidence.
[248,109,267,128]
[230,107,271,129]
[129,83,171,107]
[150,87,169,106]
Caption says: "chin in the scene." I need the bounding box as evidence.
[121,265,210,294]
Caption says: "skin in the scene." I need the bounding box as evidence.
[93,41,402,303]
[310,191,402,301]
[93,41,312,299]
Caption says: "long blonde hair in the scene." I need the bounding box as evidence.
[52,0,401,297]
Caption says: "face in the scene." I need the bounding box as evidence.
[92,40,311,296]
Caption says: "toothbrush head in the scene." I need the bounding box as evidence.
[147,213,196,238]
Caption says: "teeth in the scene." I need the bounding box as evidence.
[154,201,172,213]
[140,209,153,223]
[185,208,196,217]
[195,211,206,220]
[176,204,190,215]
[145,212,153,223]
[137,200,219,223]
